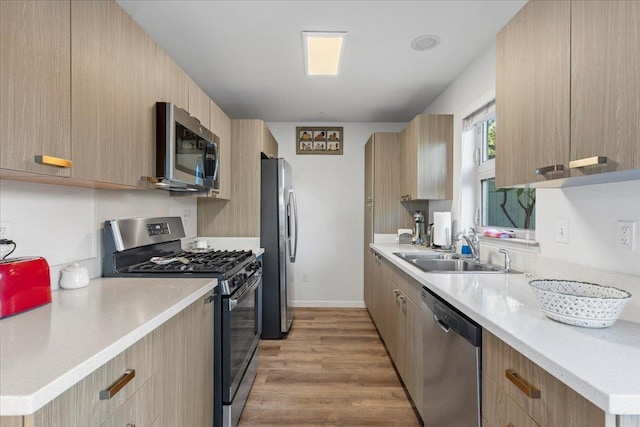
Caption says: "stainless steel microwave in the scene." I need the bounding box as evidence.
[154,102,220,193]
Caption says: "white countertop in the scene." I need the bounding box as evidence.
[372,243,640,415]
[0,277,216,416]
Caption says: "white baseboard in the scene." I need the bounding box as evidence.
[292,300,366,308]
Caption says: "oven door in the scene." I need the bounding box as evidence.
[222,271,261,404]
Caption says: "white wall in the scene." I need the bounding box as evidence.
[267,122,405,307]
[0,180,197,289]
[423,41,640,277]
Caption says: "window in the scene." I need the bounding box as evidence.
[463,101,535,233]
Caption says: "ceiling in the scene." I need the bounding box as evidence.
[117,0,526,123]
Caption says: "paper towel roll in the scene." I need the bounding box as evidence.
[433,212,452,246]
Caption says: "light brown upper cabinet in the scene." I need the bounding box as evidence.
[210,100,231,200]
[365,133,413,244]
[198,120,278,237]
[570,0,640,177]
[399,114,453,201]
[155,48,189,112]
[496,0,640,188]
[188,79,211,130]
[0,0,72,178]
[71,0,156,187]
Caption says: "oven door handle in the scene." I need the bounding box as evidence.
[228,272,262,311]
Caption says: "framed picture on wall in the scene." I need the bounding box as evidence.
[296,126,343,155]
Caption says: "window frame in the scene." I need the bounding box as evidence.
[470,108,537,242]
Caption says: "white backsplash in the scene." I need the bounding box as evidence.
[0,180,197,289]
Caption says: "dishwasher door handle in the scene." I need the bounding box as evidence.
[433,314,450,333]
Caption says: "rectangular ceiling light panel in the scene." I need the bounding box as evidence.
[302,31,348,76]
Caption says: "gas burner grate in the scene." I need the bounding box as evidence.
[126,250,253,274]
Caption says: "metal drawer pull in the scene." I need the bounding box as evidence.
[401,194,412,201]
[535,164,564,175]
[34,155,72,168]
[569,156,607,169]
[99,369,135,400]
[504,424,515,427]
[505,369,541,399]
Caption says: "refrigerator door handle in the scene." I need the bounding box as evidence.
[288,188,298,262]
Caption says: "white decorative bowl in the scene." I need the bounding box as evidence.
[528,279,632,328]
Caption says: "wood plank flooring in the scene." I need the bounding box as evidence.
[239,308,422,426]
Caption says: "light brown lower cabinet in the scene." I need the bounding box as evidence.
[365,254,423,420]
[0,296,213,427]
[483,330,604,427]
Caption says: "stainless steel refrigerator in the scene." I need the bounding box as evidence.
[260,158,297,339]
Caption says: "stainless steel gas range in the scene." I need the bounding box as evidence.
[103,216,261,427]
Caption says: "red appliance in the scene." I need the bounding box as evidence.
[0,257,51,318]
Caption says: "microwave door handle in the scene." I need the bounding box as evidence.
[212,142,219,181]
[203,143,219,180]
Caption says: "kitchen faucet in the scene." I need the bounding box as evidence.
[455,228,480,262]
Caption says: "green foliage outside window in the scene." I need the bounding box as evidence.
[486,118,496,160]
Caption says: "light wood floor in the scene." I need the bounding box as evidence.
[239,308,422,426]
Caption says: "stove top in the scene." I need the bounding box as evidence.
[127,250,254,275]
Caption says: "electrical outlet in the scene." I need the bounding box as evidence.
[0,222,11,240]
[555,219,569,243]
[617,221,635,250]
[302,274,309,283]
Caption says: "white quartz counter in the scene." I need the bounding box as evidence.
[0,277,216,416]
[371,243,640,415]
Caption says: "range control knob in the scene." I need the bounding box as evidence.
[249,261,262,271]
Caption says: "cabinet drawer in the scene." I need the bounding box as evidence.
[101,375,159,427]
[76,330,160,426]
[482,377,540,427]
[483,330,605,427]
[387,262,422,305]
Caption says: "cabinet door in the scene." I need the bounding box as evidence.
[71,0,156,186]
[155,48,189,111]
[382,278,400,364]
[495,0,570,187]
[374,133,407,233]
[400,119,418,200]
[210,100,232,199]
[188,79,210,129]
[417,115,453,200]
[160,294,214,426]
[0,0,71,177]
[396,291,423,419]
[364,137,374,203]
[198,119,262,237]
[570,0,640,176]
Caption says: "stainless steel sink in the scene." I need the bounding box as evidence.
[393,252,508,274]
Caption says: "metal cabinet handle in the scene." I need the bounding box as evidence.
[569,156,607,169]
[401,194,412,201]
[126,424,136,427]
[505,369,541,399]
[398,295,406,304]
[535,164,564,175]
[504,424,515,427]
[100,369,135,400]
[393,289,401,296]
[34,155,72,168]
[367,197,373,202]
[203,293,216,304]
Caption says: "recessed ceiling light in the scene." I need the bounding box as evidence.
[410,34,441,51]
[302,31,348,76]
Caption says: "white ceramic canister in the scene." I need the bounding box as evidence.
[60,262,90,289]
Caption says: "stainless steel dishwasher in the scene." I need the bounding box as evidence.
[421,287,481,427]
